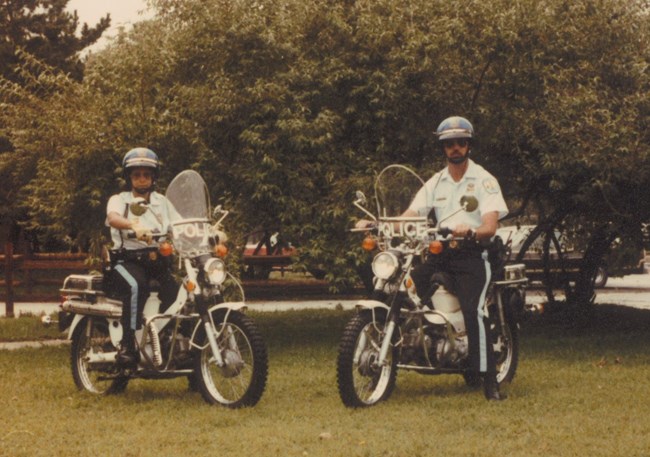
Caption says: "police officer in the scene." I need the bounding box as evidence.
[407,116,509,400]
[106,148,178,366]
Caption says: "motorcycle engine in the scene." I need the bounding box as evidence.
[157,330,192,369]
[433,331,468,368]
[400,321,434,366]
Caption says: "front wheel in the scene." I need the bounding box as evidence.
[336,310,397,407]
[490,304,519,384]
[71,317,129,395]
[193,311,268,407]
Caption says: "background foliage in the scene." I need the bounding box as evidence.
[1,0,649,299]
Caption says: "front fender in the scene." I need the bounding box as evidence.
[189,301,248,348]
[207,301,248,314]
[355,299,390,312]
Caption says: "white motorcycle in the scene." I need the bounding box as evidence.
[337,165,527,407]
[54,170,268,407]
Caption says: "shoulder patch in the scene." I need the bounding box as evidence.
[482,178,499,194]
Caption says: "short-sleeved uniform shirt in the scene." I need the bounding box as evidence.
[106,191,173,250]
[409,159,508,231]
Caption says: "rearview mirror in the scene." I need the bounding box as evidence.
[460,195,478,212]
[212,204,229,226]
[129,198,149,216]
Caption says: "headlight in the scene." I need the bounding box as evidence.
[372,252,399,280]
[204,258,226,285]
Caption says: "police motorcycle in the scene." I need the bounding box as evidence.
[336,165,526,407]
[55,170,268,407]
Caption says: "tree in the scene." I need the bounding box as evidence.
[2,0,649,309]
[0,0,110,249]
[0,0,110,82]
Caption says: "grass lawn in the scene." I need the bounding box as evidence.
[1,306,649,456]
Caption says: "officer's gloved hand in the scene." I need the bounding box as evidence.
[131,221,153,244]
[210,223,228,243]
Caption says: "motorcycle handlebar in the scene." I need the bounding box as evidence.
[349,226,376,233]
[435,227,452,238]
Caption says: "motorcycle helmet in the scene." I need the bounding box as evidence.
[436,116,474,141]
[122,147,160,192]
[436,116,474,164]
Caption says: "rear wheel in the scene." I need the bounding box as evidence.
[593,266,608,288]
[336,310,397,407]
[71,317,129,394]
[193,311,268,407]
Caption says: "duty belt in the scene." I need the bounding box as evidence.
[442,240,485,259]
[111,248,161,263]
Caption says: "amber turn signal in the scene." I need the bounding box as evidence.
[159,241,174,257]
[214,243,228,258]
[184,280,196,292]
[362,236,377,251]
[429,240,444,254]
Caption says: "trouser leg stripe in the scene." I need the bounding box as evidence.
[477,255,491,372]
[115,264,139,331]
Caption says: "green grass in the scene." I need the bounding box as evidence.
[0,314,64,341]
[1,307,650,456]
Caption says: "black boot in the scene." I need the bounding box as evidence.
[463,370,482,389]
[117,330,139,367]
[483,373,507,401]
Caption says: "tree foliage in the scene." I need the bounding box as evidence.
[0,0,110,249]
[0,0,110,82]
[1,0,649,301]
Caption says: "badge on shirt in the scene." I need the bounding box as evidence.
[483,178,499,194]
[466,183,475,193]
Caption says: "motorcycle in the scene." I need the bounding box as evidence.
[54,170,268,407]
[336,165,527,407]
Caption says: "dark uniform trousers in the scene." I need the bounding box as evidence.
[108,254,178,332]
[411,250,496,376]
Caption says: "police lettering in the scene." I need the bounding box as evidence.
[173,223,207,239]
[378,221,429,238]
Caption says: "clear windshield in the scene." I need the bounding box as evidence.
[374,165,429,218]
[373,165,431,239]
[166,170,212,256]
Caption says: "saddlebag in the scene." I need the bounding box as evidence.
[60,274,122,318]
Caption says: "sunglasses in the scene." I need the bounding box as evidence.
[130,170,154,179]
[442,138,469,148]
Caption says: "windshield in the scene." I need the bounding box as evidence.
[166,170,212,256]
[373,165,431,239]
[374,165,429,218]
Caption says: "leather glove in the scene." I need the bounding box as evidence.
[131,221,153,244]
[210,224,228,243]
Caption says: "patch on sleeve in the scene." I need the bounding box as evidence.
[482,178,499,194]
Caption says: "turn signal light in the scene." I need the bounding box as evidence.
[429,240,443,254]
[159,241,174,257]
[184,279,196,292]
[362,236,377,251]
[214,244,228,258]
